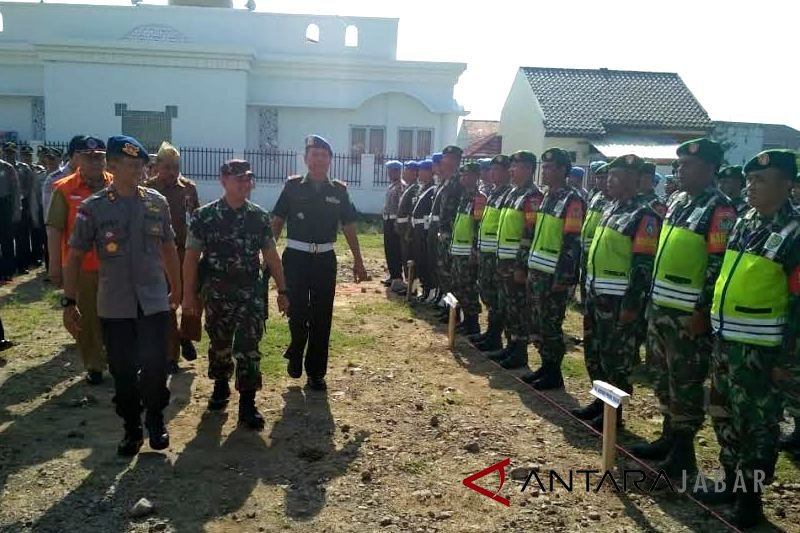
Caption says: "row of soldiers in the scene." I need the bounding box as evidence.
[382,139,800,529]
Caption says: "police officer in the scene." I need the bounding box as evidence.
[3,143,34,274]
[395,160,419,295]
[425,152,444,306]
[470,155,512,351]
[718,165,748,216]
[433,146,464,322]
[382,160,404,290]
[664,174,680,200]
[568,166,589,201]
[571,155,661,428]
[271,135,368,391]
[145,142,201,371]
[0,148,20,283]
[183,159,288,429]
[632,139,737,476]
[522,148,585,389]
[63,135,181,456]
[450,162,486,335]
[410,159,436,302]
[487,151,543,366]
[702,150,800,528]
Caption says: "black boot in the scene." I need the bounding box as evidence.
[589,406,623,431]
[530,363,564,390]
[694,468,736,505]
[458,315,480,336]
[487,342,514,362]
[145,411,170,451]
[500,342,528,369]
[731,490,764,529]
[238,390,265,431]
[571,398,603,420]
[520,365,546,384]
[630,416,673,460]
[657,431,697,479]
[207,379,231,411]
[117,419,144,457]
[181,339,197,361]
[473,319,502,351]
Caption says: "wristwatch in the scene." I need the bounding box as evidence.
[60,296,77,308]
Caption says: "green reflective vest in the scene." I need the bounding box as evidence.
[581,193,607,252]
[479,204,503,253]
[711,219,798,347]
[451,209,474,256]
[528,213,564,273]
[497,206,524,260]
[586,226,632,297]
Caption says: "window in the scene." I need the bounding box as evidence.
[398,128,433,159]
[345,25,358,47]
[350,126,385,157]
[305,23,320,43]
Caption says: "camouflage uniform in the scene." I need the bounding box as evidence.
[435,174,464,296]
[426,180,446,292]
[635,190,668,366]
[450,187,486,317]
[580,189,610,381]
[187,198,274,392]
[478,183,512,327]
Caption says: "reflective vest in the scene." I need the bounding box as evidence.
[581,208,604,252]
[528,195,571,273]
[496,198,524,260]
[53,172,111,271]
[710,219,797,347]
[585,226,632,297]
[451,206,474,256]
[479,204,503,253]
[651,195,716,311]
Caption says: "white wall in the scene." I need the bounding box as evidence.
[0,96,32,139]
[499,69,546,155]
[542,136,594,165]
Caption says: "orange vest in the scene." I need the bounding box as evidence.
[54,171,112,271]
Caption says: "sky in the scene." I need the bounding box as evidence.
[6,0,800,129]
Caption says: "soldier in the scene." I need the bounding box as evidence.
[394,160,419,295]
[0,150,20,283]
[450,162,485,335]
[62,135,181,456]
[433,146,464,322]
[3,143,34,274]
[718,165,748,216]
[470,155,512,351]
[487,151,543,366]
[410,159,436,302]
[425,152,445,306]
[183,159,288,429]
[702,150,800,528]
[478,158,493,195]
[382,160,404,290]
[522,148,585,389]
[47,136,111,385]
[568,166,589,201]
[271,135,368,391]
[664,174,680,200]
[632,139,737,477]
[145,142,201,372]
[571,155,661,428]
[639,162,667,217]
[21,146,46,267]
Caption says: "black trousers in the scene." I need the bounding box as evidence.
[14,198,32,270]
[31,211,46,267]
[382,219,403,279]
[100,311,170,425]
[283,248,337,379]
[411,226,431,291]
[0,196,14,278]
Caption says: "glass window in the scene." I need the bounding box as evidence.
[350,127,366,157]
[399,129,414,159]
[416,129,432,158]
[369,128,385,156]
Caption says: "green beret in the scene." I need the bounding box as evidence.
[607,154,644,172]
[2,141,17,152]
[48,147,63,158]
[640,162,656,175]
[461,162,480,173]
[541,148,572,168]
[676,138,723,166]
[718,165,744,182]
[743,150,798,180]
[491,154,511,168]
[19,145,33,155]
[510,150,537,165]
[442,145,463,156]
[594,163,609,175]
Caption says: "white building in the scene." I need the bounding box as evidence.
[0,1,466,212]
[712,121,800,166]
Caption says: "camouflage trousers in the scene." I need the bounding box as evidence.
[497,260,528,341]
[582,295,602,382]
[648,306,712,434]
[709,339,782,484]
[774,355,800,418]
[205,295,265,392]
[591,295,636,392]
[478,252,502,323]
[528,271,570,366]
[451,255,481,316]
[436,234,453,294]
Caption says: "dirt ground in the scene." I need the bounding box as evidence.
[0,236,798,533]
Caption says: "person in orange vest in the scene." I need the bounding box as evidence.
[46,136,111,385]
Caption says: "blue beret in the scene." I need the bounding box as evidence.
[479,158,492,170]
[106,135,148,161]
[569,167,585,179]
[385,160,402,171]
[431,152,443,164]
[404,160,419,170]
[589,161,607,173]
[305,134,332,154]
[418,159,433,170]
[653,172,663,185]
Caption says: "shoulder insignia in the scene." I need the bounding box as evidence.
[287,175,303,181]
[332,179,348,189]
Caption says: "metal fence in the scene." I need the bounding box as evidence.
[179,147,235,181]
[243,149,297,183]
[330,152,361,186]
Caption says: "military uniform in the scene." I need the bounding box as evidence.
[718,165,749,217]
[425,153,445,300]
[434,147,464,303]
[12,157,35,272]
[382,162,404,284]
[396,165,420,288]
[410,165,436,298]
[0,155,19,281]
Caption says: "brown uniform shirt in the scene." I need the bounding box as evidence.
[144,174,200,250]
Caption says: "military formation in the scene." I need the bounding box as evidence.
[381,139,800,529]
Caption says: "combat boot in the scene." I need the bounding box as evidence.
[630,416,673,460]
[487,342,514,362]
[207,379,231,411]
[530,363,564,390]
[694,468,736,505]
[656,431,697,479]
[500,342,528,369]
[145,411,170,451]
[731,490,764,529]
[117,419,144,457]
[520,365,546,384]
[458,315,480,336]
[181,339,198,361]
[238,390,265,431]
[571,398,603,420]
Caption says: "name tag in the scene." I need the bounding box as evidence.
[686,207,705,225]
[325,196,340,205]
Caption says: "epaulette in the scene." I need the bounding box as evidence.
[287,175,303,181]
[332,179,348,188]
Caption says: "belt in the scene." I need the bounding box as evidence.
[431,215,441,222]
[383,214,398,220]
[412,217,426,225]
[396,217,409,224]
[286,239,335,254]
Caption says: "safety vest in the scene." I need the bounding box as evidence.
[585,226,632,297]
[53,172,111,271]
[528,194,572,273]
[451,203,475,256]
[581,207,605,252]
[650,194,716,312]
[710,219,797,347]
[496,190,526,260]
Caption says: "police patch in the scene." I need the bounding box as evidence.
[719,217,734,231]
[106,242,118,253]
[688,143,699,154]
[758,153,770,166]
[325,196,341,204]
[645,219,656,235]
[764,232,784,252]
[122,143,140,158]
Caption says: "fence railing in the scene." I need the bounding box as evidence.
[179,147,235,181]
[243,149,297,183]
[330,153,362,186]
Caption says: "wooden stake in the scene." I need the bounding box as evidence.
[406,260,415,303]
[601,403,617,471]
[443,292,459,350]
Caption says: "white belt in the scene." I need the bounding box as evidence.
[431,215,440,222]
[412,217,426,225]
[397,217,409,224]
[286,239,335,254]
[383,214,397,220]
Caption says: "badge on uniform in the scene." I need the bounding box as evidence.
[764,232,785,253]
[105,231,115,239]
[297,212,305,220]
[106,242,119,253]
[325,196,341,204]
